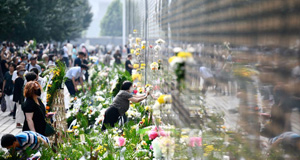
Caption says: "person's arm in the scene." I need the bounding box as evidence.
[133,94,146,98]
[2,79,6,93]
[270,137,283,150]
[129,92,149,103]
[37,137,49,147]
[128,63,133,69]
[25,113,36,132]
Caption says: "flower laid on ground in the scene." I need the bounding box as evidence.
[130,49,135,54]
[133,64,139,69]
[136,52,140,56]
[203,144,215,157]
[133,29,137,34]
[157,95,171,104]
[141,63,146,67]
[173,47,182,53]
[189,137,202,147]
[115,137,126,147]
[150,62,159,70]
[141,41,146,49]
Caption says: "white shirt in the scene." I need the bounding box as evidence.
[26,63,42,73]
[63,46,68,58]
[65,67,83,79]
[67,43,73,56]
[12,70,18,82]
[200,66,213,79]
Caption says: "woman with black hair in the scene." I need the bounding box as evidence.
[101,81,149,131]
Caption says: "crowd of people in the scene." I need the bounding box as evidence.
[0,40,136,154]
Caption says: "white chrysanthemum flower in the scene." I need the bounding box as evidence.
[169,57,183,68]
[155,38,165,44]
[173,47,182,53]
[154,45,161,52]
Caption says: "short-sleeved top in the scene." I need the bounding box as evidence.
[103,54,111,66]
[22,98,46,135]
[12,70,18,81]
[110,90,133,116]
[4,71,14,95]
[125,60,132,75]
[74,57,82,66]
[15,131,49,151]
[63,46,68,58]
[13,77,24,104]
[269,132,300,153]
[114,53,121,64]
[65,67,83,79]
[26,63,42,73]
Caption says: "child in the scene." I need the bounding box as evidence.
[13,68,25,128]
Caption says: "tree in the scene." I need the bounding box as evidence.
[0,0,92,43]
[100,0,122,37]
[0,0,28,41]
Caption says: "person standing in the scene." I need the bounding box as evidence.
[67,40,73,66]
[64,64,88,96]
[13,68,25,128]
[74,52,85,67]
[2,63,16,116]
[22,81,46,135]
[125,55,133,75]
[26,56,42,73]
[62,44,69,67]
[125,45,130,54]
[103,51,112,66]
[113,50,122,65]
[72,46,77,63]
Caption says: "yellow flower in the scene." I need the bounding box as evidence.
[130,49,135,54]
[133,64,139,69]
[141,63,146,67]
[95,145,103,151]
[142,45,146,49]
[46,94,51,99]
[168,56,177,63]
[142,118,145,123]
[47,84,52,88]
[136,48,141,53]
[72,126,78,129]
[104,144,108,147]
[177,52,192,58]
[136,52,140,56]
[136,38,141,44]
[132,74,142,81]
[133,29,137,33]
[145,106,150,111]
[157,95,166,104]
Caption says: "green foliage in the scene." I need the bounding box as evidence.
[112,69,132,97]
[100,0,122,36]
[0,0,92,43]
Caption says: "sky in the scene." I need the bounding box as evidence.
[86,0,113,38]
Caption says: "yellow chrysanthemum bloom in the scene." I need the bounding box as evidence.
[46,94,51,99]
[136,38,141,44]
[177,52,192,58]
[136,52,140,56]
[130,49,135,54]
[47,84,52,88]
[142,45,146,49]
[72,126,78,129]
[168,56,177,63]
[141,63,146,67]
[133,64,139,69]
[157,95,166,104]
[132,74,142,81]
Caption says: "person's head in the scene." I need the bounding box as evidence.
[80,64,88,74]
[20,62,26,68]
[127,54,132,60]
[30,56,37,65]
[42,54,48,61]
[78,52,85,59]
[12,57,18,64]
[30,68,39,76]
[16,65,23,71]
[25,72,37,82]
[121,81,133,92]
[125,45,127,48]
[107,51,111,55]
[67,40,70,43]
[9,63,16,72]
[24,81,42,98]
[17,69,26,77]
[116,50,120,54]
[1,134,18,149]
